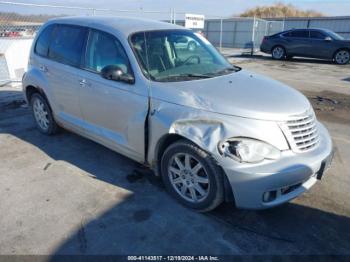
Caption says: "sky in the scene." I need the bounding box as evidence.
[0,0,349,19]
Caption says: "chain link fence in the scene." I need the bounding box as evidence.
[0,1,284,85]
[171,15,284,55]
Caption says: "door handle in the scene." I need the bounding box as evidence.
[79,79,91,87]
[39,65,48,72]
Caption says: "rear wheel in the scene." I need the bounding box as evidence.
[30,93,59,135]
[334,49,350,65]
[271,46,286,60]
[161,140,224,212]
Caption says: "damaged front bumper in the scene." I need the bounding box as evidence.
[219,123,333,209]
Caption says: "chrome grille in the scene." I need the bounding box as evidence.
[280,111,320,152]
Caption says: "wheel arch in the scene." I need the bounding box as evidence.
[333,47,350,59]
[154,133,234,203]
[154,133,189,176]
[24,85,53,113]
[25,85,40,102]
[25,85,47,102]
[271,44,287,55]
[22,65,51,104]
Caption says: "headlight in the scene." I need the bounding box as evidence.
[218,138,281,163]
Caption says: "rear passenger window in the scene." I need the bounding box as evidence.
[310,31,326,39]
[48,25,87,67]
[84,30,131,74]
[35,25,55,57]
[290,30,309,38]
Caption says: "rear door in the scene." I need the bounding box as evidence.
[283,30,310,56]
[31,24,56,101]
[46,24,88,127]
[78,29,148,162]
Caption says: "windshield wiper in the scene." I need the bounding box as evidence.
[157,73,212,81]
[213,66,241,75]
[180,73,212,78]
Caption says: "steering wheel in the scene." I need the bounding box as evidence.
[182,55,201,65]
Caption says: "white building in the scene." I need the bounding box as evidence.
[0,38,33,86]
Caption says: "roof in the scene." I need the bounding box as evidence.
[48,16,185,37]
[281,28,337,32]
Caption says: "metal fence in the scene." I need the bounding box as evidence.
[0,1,284,85]
[1,1,350,85]
[0,1,282,86]
[174,18,284,52]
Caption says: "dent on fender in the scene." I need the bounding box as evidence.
[147,99,231,166]
[147,97,292,169]
[169,119,227,154]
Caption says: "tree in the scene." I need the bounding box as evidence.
[240,2,324,18]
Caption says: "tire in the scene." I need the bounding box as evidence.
[30,93,59,135]
[271,46,286,60]
[334,49,350,65]
[161,139,224,212]
[187,41,197,51]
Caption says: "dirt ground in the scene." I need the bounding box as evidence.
[306,90,350,125]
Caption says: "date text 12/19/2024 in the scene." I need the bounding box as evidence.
[127,256,220,261]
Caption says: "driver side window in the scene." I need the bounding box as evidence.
[84,30,131,74]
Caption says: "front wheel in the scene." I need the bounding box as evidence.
[187,41,197,51]
[161,140,224,212]
[334,49,350,65]
[271,46,286,60]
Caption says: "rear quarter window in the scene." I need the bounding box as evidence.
[48,25,87,67]
[282,32,292,37]
[34,24,55,57]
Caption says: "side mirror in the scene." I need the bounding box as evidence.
[101,65,135,84]
[324,36,332,42]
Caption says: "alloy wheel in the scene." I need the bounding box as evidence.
[272,46,285,59]
[33,97,50,131]
[167,153,210,203]
[335,50,350,64]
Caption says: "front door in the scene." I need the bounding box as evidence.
[78,29,148,162]
[309,30,334,58]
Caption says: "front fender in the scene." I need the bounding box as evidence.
[147,99,289,169]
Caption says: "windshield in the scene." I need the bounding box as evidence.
[130,30,239,82]
[324,30,344,40]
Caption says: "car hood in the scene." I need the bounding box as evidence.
[150,70,311,121]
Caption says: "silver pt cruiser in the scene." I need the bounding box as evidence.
[23,17,334,212]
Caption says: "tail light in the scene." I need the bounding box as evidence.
[262,36,268,44]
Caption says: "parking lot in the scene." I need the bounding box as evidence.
[0,56,350,255]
